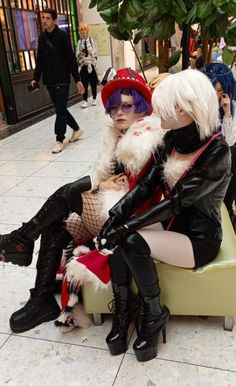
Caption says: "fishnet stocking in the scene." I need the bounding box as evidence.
[65,191,104,244]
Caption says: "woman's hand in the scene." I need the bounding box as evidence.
[220,93,231,117]
[95,224,129,251]
[99,174,129,192]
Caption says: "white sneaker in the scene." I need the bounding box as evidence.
[52,141,63,154]
[81,101,89,108]
[92,99,97,106]
[69,129,84,143]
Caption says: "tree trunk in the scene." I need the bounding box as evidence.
[158,40,169,73]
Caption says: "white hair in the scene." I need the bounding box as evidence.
[152,69,220,139]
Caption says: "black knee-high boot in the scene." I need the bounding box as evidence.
[106,248,138,356]
[121,232,170,362]
[0,176,90,266]
[9,225,73,333]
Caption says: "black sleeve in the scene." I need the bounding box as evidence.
[61,32,80,83]
[125,143,231,231]
[108,151,163,223]
[33,35,43,82]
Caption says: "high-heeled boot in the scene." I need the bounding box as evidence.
[9,225,73,333]
[106,283,130,355]
[133,296,169,362]
[0,176,90,266]
[120,232,170,362]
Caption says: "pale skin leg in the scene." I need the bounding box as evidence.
[138,223,195,268]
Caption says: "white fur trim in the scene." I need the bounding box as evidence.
[96,188,128,221]
[91,115,164,188]
[56,302,92,331]
[66,259,111,291]
[73,245,91,257]
[115,115,164,176]
[163,155,192,189]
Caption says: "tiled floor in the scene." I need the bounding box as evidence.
[0,93,236,386]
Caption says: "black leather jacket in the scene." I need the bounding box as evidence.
[108,134,231,241]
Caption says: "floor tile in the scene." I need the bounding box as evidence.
[0,176,26,194]
[3,176,73,198]
[0,160,49,177]
[0,333,10,347]
[19,314,134,351]
[0,335,122,386]
[33,161,92,178]
[0,147,30,161]
[115,354,236,386]
[127,315,236,371]
[0,196,46,224]
[0,265,35,333]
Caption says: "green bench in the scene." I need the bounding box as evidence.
[82,204,236,330]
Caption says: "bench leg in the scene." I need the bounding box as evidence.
[223,316,234,331]
[93,313,103,326]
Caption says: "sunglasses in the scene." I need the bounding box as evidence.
[107,103,135,116]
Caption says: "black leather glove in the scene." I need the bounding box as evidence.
[96,224,129,251]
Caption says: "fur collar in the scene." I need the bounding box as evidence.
[92,115,164,188]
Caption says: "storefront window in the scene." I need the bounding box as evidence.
[0,0,79,74]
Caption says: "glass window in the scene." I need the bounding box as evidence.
[1,0,79,74]
[13,10,38,50]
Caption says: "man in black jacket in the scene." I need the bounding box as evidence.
[31,8,85,154]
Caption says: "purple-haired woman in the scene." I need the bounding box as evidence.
[0,68,164,334]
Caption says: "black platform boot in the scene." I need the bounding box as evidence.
[9,225,73,333]
[120,232,170,362]
[133,297,169,362]
[0,176,90,266]
[106,283,130,355]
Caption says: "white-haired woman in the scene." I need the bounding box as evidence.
[96,69,231,362]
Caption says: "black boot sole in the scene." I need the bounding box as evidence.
[3,253,32,267]
[9,308,61,333]
[107,337,128,356]
[134,337,158,362]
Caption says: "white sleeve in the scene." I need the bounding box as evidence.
[222,114,236,146]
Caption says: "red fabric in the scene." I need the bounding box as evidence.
[127,157,162,215]
[61,278,70,310]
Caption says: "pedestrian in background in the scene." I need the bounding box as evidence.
[32,8,84,154]
[77,23,98,108]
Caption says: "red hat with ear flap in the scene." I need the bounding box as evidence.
[101,67,153,115]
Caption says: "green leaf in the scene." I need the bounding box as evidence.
[168,49,182,67]
[97,0,119,12]
[185,2,197,24]
[140,53,159,67]
[108,24,131,41]
[224,22,236,46]
[170,0,187,21]
[119,0,144,31]
[197,0,215,19]
[212,0,230,6]
[221,2,236,15]
[89,0,98,8]
[222,47,236,65]
[152,16,175,40]
[133,28,152,44]
[100,4,118,24]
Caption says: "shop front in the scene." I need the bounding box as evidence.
[0,0,80,125]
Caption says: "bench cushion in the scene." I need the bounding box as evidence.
[82,204,236,317]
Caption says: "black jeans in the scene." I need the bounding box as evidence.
[80,65,97,101]
[47,84,79,143]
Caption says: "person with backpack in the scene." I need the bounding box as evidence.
[76,23,98,108]
[31,8,84,154]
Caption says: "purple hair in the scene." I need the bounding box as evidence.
[105,88,152,115]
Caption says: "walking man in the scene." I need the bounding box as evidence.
[31,8,85,154]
